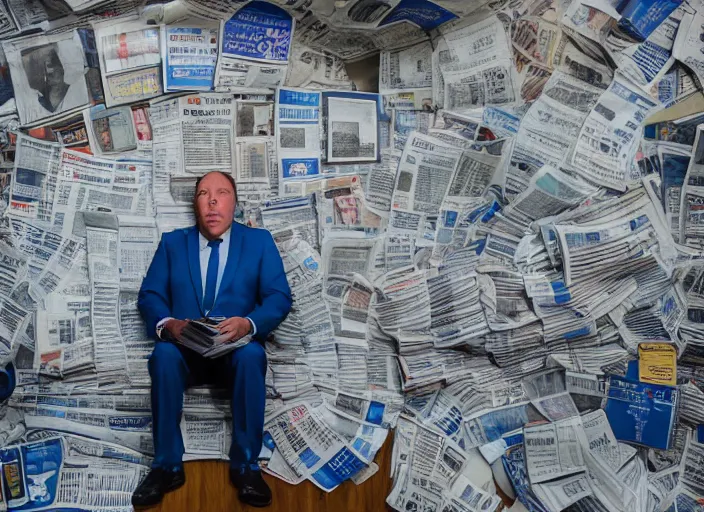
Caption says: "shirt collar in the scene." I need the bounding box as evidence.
[198,226,231,251]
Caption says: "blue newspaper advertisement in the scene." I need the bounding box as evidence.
[617,0,683,41]
[221,1,293,63]
[310,446,367,491]
[379,0,457,31]
[162,24,219,91]
[0,438,62,510]
[604,375,679,450]
[276,87,321,182]
[464,403,531,448]
[0,435,151,510]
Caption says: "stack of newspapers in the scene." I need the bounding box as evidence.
[175,317,252,358]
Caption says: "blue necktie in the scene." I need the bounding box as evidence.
[203,239,222,314]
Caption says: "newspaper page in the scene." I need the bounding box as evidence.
[84,212,128,383]
[117,215,156,292]
[276,87,322,186]
[2,30,92,126]
[673,4,704,89]
[558,42,613,91]
[658,142,690,242]
[50,149,144,238]
[35,291,93,377]
[131,103,152,152]
[321,236,379,280]
[0,239,26,296]
[440,473,502,511]
[161,21,219,92]
[507,71,603,195]
[92,17,163,106]
[571,74,660,192]
[236,100,273,137]
[389,131,462,235]
[235,136,274,184]
[512,17,562,71]
[437,15,519,111]
[615,7,681,90]
[524,417,587,484]
[8,134,61,222]
[150,92,234,206]
[581,409,623,472]
[522,369,580,422]
[532,472,593,512]
[84,104,138,155]
[263,401,368,492]
[233,97,277,206]
[3,31,95,125]
[513,17,562,102]
[386,414,476,511]
[394,109,433,150]
[503,165,599,230]
[315,175,381,237]
[214,2,294,93]
[161,0,239,22]
[681,433,704,498]
[150,94,181,206]
[0,3,16,39]
[364,153,399,218]
[285,42,354,90]
[679,125,704,248]
[326,93,379,164]
[379,41,433,94]
[553,196,676,286]
[0,436,150,511]
[428,268,490,348]
[177,92,234,174]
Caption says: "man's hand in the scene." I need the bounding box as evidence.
[216,317,251,343]
[164,319,188,340]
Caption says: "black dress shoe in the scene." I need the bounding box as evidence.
[229,468,272,508]
[132,467,186,508]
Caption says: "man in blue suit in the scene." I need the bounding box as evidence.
[132,171,292,508]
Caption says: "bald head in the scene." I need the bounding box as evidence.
[194,171,237,240]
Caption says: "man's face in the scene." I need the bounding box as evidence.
[44,50,64,87]
[195,172,236,240]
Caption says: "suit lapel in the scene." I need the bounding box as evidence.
[187,227,204,316]
[219,223,244,299]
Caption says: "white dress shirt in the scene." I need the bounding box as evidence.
[199,227,231,304]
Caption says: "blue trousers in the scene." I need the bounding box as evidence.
[148,340,267,472]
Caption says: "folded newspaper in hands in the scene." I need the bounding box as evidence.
[175,317,252,358]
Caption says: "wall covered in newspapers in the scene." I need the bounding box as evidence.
[0,0,703,510]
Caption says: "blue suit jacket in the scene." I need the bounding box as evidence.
[138,223,292,343]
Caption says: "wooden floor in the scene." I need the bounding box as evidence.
[142,438,395,512]
[141,438,513,511]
